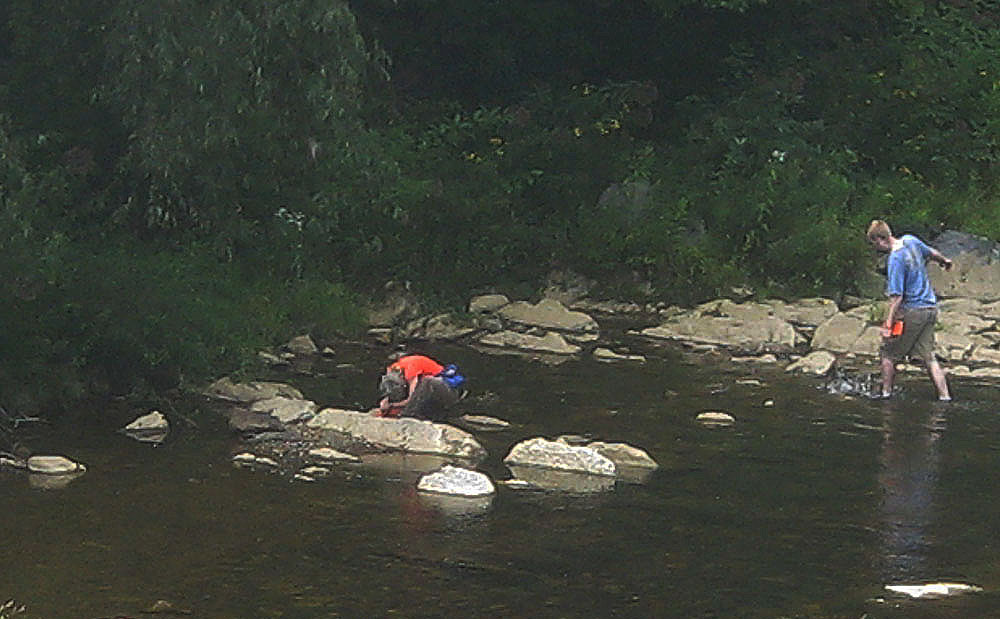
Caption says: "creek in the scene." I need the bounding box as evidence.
[4,327,1000,618]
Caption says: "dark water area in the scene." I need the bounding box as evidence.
[5,330,1000,618]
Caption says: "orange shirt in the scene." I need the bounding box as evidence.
[387,355,443,382]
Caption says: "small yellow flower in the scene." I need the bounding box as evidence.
[573,127,583,137]
[488,137,503,146]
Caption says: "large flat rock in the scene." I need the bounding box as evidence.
[306,409,486,460]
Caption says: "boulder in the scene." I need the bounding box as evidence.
[498,299,598,333]
[203,377,304,404]
[785,350,837,376]
[306,409,486,460]
[811,313,868,353]
[503,437,617,476]
[930,230,1000,301]
[227,409,285,434]
[249,397,317,424]
[477,330,582,355]
[417,465,496,497]
[285,334,319,355]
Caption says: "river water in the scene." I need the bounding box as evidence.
[4,330,1000,618]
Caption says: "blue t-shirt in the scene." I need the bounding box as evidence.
[886,235,937,309]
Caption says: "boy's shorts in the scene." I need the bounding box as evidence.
[880,306,938,363]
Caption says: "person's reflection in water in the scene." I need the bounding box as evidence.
[876,403,947,581]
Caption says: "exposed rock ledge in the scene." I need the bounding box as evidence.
[306,408,487,461]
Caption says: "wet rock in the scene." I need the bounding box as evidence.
[504,465,617,493]
[785,350,836,376]
[593,347,646,362]
[696,411,735,426]
[497,298,599,333]
[417,465,496,497]
[227,409,284,435]
[232,452,258,464]
[584,441,658,470]
[249,396,317,424]
[503,437,617,476]
[299,466,329,476]
[306,409,487,460]
[122,410,169,443]
[203,377,304,404]
[823,369,881,398]
[27,455,86,475]
[456,414,511,430]
[308,447,361,463]
[469,294,510,314]
[477,330,581,355]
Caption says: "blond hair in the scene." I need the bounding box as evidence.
[866,219,892,243]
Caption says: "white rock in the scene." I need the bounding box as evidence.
[300,466,329,476]
[417,465,496,497]
[885,583,982,598]
[503,437,616,476]
[232,452,257,464]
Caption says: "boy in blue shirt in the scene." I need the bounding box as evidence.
[866,220,954,400]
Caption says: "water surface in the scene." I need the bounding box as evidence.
[5,336,1000,618]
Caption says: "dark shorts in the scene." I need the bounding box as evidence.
[403,376,461,421]
[880,307,938,363]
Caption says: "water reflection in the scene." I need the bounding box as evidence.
[876,403,946,581]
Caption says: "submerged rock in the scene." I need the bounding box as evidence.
[417,465,496,497]
[503,437,616,477]
[306,409,487,460]
[503,465,617,493]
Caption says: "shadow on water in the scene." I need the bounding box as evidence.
[4,337,1000,618]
